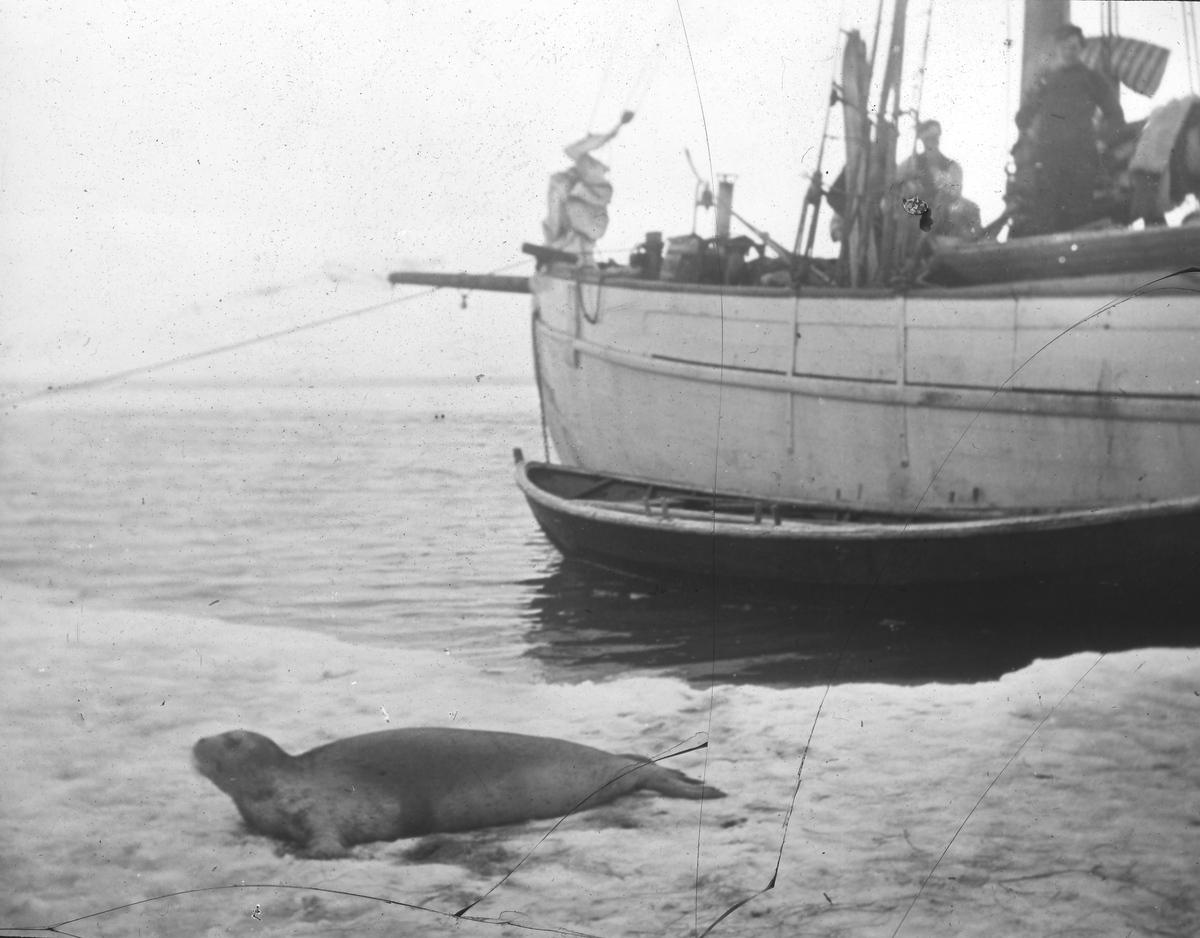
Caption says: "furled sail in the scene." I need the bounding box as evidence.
[542,112,634,261]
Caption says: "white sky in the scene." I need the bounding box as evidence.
[1,0,1196,386]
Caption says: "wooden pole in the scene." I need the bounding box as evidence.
[873,0,908,284]
[1021,0,1069,91]
[387,272,530,294]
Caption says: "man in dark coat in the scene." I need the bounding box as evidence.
[1014,23,1125,235]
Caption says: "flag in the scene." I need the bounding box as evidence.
[1082,36,1170,97]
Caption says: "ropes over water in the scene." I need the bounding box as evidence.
[5,258,532,406]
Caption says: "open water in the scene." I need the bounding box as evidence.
[0,382,551,653]
[3,379,1196,684]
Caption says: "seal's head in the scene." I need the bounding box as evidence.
[193,729,290,798]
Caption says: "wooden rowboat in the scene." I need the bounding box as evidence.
[514,449,1200,588]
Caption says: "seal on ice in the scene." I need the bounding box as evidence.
[193,727,724,858]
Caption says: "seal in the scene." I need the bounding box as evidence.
[193,727,725,858]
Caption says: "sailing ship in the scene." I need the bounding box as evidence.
[391,1,1200,586]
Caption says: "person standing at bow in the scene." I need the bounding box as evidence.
[1015,23,1125,235]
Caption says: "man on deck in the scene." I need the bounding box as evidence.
[896,120,961,210]
[1014,23,1125,235]
[895,119,979,241]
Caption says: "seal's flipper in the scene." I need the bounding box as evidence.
[622,759,725,800]
[652,766,726,799]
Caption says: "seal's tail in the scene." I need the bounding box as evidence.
[626,759,727,799]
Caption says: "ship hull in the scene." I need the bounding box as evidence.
[530,263,1200,516]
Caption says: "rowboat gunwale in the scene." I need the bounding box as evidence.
[516,454,1200,543]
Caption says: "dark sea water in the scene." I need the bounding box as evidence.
[2,380,1197,686]
[1,382,551,650]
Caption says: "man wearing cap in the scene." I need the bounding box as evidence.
[1015,23,1125,235]
[895,119,979,243]
[896,120,962,209]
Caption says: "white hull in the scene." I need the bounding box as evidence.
[531,266,1200,514]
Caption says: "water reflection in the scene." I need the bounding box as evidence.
[521,557,1200,687]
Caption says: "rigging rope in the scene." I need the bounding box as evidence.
[868,0,886,72]
[1193,3,1200,95]
[1190,2,1200,94]
[587,52,615,132]
[1190,4,1200,94]
[910,0,936,148]
[1005,0,1014,129]
[1105,0,1116,80]
[669,5,727,936]
[794,3,846,256]
[6,259,533,406]
[1184,3,1195,96]
[622,11,675,115]
[1186,2,1200,96]
[1190,2,1197,95]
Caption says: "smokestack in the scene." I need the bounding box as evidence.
[715,176,734,239]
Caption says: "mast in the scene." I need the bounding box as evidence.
[873,0,909,284]
[840,30,872,287]
[1021,0,1069,90]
